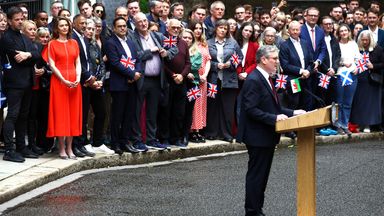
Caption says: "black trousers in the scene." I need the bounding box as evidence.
[132,77,161,144]
[245,145,275,216]
[73,87,106,147]
[205,80,237,139]
[157,81,186,143]
[183,82,196,139]
[110,90,136,147]
[3,88,32,151]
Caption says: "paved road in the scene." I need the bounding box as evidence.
[3,141,384,216]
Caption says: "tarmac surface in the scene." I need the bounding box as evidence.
[1,138,384,216]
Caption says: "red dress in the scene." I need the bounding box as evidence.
[191,44,211,130]
[46,39,82,137]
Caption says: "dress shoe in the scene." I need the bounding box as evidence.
[189,133,200,143]
[121,143,140,153]
[197,133,206,143]
[78,145,96,157]
[18,148,39,158]
[3,150,25,163]
[111,146,123,155]
[73,146,86,157]
[205,136,216,140]
[29,144,44,155]
[222,137,234,143]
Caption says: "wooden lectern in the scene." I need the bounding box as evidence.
[276,105,337,216]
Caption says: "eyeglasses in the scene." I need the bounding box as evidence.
[171,26,181,30]
[95,10,104,14]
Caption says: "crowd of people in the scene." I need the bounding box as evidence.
[0,0,383,164]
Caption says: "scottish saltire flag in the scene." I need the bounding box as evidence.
[0,92,6,108]
[207,82,218,98]
[275,74,288,89]
[355,58,368,74]
[339,69,353,86]
[318,74,331,89]
[163,36,178,48]
[120,55,136,70]
[187,86,201,101]
[231,52,240,67]
[290,78,301,93]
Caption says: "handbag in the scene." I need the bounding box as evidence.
[369,71,383,85]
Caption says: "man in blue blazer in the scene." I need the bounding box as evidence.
[365,9,384,48]
[300,7,328,109]
[280,21,314,111]
[237,45,305,216]
[106,17,142,155]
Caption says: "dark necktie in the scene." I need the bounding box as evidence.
[268,77,278,103]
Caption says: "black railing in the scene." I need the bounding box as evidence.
[0,0,43,19]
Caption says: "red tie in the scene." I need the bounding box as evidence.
[269,77,278,103]
[311,28,316,50]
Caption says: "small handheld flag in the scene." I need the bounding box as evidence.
[187,86,201,101]
[318,73,331,89]
[275,74,288,89]
[231,52,240,67]
[163,36,178,48]
[207,82,218,98]
[355,58,368,74]
[362,52,369,63]
[290,78,301,94]
[339,69,353,86]
[120,55,136,70]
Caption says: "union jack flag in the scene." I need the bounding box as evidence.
[362,51,370,63]
[318,73,331,89]
[355,58,368,74]
[163,36,178,48]
[120,55,136,70]
[187,86,201,101]
[231,52,240,67]
[275,74,288,89]
[207,82,218,98]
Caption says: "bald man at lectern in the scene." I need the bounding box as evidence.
[237,45,306,216]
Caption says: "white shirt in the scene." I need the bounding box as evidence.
[117,35,132,58]
[257,66,273,90]
[241,42,249,67]
[290,37,305,70]
[324,35,333,68]
[369,26,379,43]
[215,38,226,80]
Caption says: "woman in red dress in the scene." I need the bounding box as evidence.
[47,17,82,159]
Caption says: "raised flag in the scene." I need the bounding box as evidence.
[163,36,178,48]
[275,74,288,89]
[355,58,368,74]
[187,86,201,101]
[231,52,240,67]
[318,73,331,89]
[120,55,136,70]
[207,82,218,98]
[339,69,353,86]
[290,78,301,94]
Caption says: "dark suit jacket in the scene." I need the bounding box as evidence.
[147,13,166,35]
[0,28,40,89]
[236,69,293,147]
[129,31,178,90]
[320,34,341,73]
[236,41,259,75]
[207,37,243,89]
[105,34,142,91]
[72,30,92,84]
[300,24,328,64]
[279,38,313,79]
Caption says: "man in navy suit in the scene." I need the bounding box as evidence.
[280,21,314,111]
[300,7,328,109]
[105,17,142,155]
[237,45,305,216]
[365,9,384,48]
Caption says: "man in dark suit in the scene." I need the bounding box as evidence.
[105,17,142,155]
[365,9,384,48]
[0,7,41,162]
[71,14,97,157]
[237,45,305,216]
[280,20,314,111]
[146,0,166,35]
[129,12,177,151]
[300,7,328,109]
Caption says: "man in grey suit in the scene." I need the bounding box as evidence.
[129,12,177,150]
[237,46,305,216]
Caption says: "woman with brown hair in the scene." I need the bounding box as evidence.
[47,17,82,159]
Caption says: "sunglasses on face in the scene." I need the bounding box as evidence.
[96,10,104,14]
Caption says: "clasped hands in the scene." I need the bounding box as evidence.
[14,50,31,63]
[217,61,230,70]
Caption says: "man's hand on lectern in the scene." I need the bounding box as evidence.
[293,109,306,116]
[276,114,289,121]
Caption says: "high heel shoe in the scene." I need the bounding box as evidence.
[59,155,68,160]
